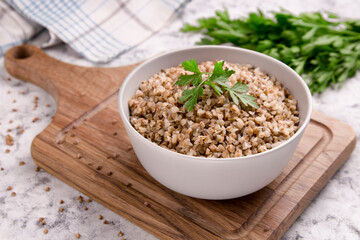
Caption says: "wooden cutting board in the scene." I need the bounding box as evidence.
[5,45,356,240]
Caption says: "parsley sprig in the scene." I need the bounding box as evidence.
[175,59,259,111]
[181,9,360,93]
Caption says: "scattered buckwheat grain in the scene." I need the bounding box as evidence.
[5,135,14,146]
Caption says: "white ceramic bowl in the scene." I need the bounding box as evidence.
[118,46,312,200]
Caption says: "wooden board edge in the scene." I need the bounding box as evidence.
[266,119,357,240]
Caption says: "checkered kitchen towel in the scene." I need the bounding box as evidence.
[0,1,42,56]
[1,0,188,62]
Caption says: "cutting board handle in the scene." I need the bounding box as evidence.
[4,44,77,102]
[5,44,139,101]
[4,45,139,128]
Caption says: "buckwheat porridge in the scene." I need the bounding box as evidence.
[128,61,299,158]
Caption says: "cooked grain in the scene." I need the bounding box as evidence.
[129,61,299,158]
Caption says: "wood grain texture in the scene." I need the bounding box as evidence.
[5,45,357,240]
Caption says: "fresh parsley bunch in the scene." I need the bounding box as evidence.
[175,59,258,111]
[181,9,360,93]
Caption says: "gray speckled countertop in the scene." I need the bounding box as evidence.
[1,0,360,239]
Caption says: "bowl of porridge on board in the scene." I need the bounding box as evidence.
[118,46,312,200]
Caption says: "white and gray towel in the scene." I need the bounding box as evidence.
[1,0,188,62]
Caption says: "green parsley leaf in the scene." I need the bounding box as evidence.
[179,88,196,102]
[230,82,249,93]
[175,73,202,86]
[237,94,259,109]
[175,59,204,87]
[207,82,223,95]
[208,61,235,82]
[184,87,203,111]
[180,23,202,32]
[212,78,231,88]
[229,91,239,105]
[177,59,259,111]
[210,61,226,79]
[182,59,201,73]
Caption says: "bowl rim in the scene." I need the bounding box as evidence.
[118,45,312,162]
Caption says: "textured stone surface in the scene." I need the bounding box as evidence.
[1,0,359,239]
